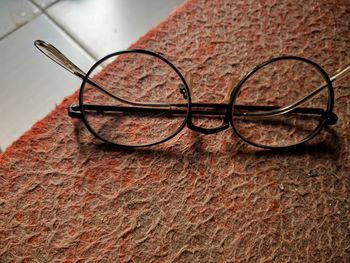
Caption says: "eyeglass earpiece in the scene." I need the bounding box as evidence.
[331,61,350,83]
[34,40,86,79]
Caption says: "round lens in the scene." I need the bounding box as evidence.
[231,57,331,148]
[80,51,189,147]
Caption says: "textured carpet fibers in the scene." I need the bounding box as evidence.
[1,0,350,262]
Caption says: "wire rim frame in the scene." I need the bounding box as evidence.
[78,49,192,148]
[78,51,335,149]
[34,40,347,149]
[229,56,335,149]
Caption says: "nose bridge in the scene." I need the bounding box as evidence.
[185,74,239,134]
[187,102,230,134]
[188,121,230,134]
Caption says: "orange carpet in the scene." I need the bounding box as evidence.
[1,0,349,261]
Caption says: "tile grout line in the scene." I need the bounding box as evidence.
[28,0,98,61]
[0,0,45,41]
[36,0,59,10]
[0,27,24,41]
[44,13,99,61]
[0,13,41,41]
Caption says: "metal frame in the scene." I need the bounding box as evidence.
[35,40,350,149]
[228,56,335,149]
[79,49,191,148]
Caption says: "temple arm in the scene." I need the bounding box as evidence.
[244,62,350,118]
[68,103,338,125]
[34,40,172,108]
[34,40,348,121]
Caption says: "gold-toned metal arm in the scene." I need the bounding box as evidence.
[330,62,350,83]
[34,40,349,121]
[241,61,350,118]
[34,40,175,108]
[34,40,86,79]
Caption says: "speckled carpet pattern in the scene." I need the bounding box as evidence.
[0,0,349,262]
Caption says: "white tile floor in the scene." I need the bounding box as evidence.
[0,0,185,151]
[0,0,40,39]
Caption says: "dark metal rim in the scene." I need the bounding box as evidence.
[78,49,192,148]
[228,55,334,149]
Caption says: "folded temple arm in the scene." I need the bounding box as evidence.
[68,102,338,125]
[34,40,349,123]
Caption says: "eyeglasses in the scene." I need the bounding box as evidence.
[34,40,350,149]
